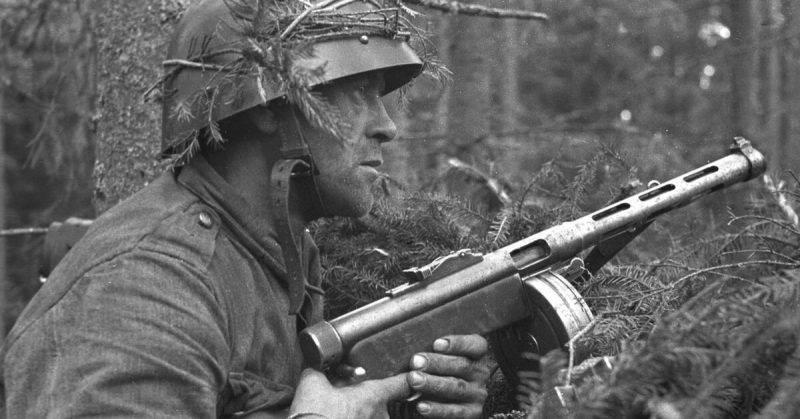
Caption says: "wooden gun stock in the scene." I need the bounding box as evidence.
[300,137,767,380]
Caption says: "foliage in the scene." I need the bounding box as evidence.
[312,143,635,318]
[523,176,800,419]
[0,0,96,335]
[2,0,799,415]
[312,150,800,418]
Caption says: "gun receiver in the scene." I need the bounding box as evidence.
[300,138,766,380]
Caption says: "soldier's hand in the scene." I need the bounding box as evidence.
[288,368,412,419]
[407,334,491,418]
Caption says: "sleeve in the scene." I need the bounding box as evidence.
[4,250,231,418]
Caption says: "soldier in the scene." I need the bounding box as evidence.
[2,0,490,418]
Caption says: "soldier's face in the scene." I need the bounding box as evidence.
[302,71,397,218]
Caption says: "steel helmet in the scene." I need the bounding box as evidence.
[160,0,425,159]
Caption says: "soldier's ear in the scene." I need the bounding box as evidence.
[245,105,279,134]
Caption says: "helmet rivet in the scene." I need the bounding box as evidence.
[359,35,369,44]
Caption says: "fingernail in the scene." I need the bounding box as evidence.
[433,338,449,352]
[417,402,431,414]
[411,354,427,369]
[409,371,425,387]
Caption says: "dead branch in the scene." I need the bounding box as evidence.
[0,227,48,237]
[403,0,549,20]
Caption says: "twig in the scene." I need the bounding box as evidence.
[24,96,58,168]
[718,248,798,263]
[657,260,800,292]
[728,214,800,236]
[789,170,799,186]
[162,59,231,71]
[565,314,608,383]
[490,216,507,248]
[0,227,48,237]
[403,0,549,20]
[280,0,342,39]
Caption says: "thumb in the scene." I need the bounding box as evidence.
[296,368,332,391]
[363,373,413,404]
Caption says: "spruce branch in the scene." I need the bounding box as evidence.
[657,260,800,293]
[681,310,798,418]
[752,342,800,419]
[729,214,800,236]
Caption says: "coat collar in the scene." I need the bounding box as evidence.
[176,156,294,294]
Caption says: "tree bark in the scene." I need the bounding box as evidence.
[778,0,798,178]
[434,15,453,138]
[492,0,525,132]
[0,91,6,342]
[761,0,782,173]
[446,12,494,162]
[90,0,187,214]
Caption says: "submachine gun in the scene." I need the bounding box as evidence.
[300,137,767,383]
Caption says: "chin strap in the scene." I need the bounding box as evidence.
[271,107,330,317]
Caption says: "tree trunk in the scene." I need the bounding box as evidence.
[447,13,494,157]
[728,0,760,139]
[761,0,782,173]
[0,92,6,342]
[778,0,799,178]
[434,15,453,138]
[492,0,526,133]
[90,0,186,214]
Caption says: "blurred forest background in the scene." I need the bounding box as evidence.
[1,0,800,417]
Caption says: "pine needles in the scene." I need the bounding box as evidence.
[311,149,800,418]
[154,0,550,164]
[553,176,800,419]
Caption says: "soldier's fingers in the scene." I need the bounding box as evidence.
[363,372,413,404]
[407,371,487,403]
[297,368,331,389]
[410,353,490,381]
[432,335,488,360]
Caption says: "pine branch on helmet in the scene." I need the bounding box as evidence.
[157,0,435,165]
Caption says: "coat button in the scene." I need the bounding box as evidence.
[198,211,213,228]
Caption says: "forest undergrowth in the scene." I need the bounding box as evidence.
[311,148,800,419]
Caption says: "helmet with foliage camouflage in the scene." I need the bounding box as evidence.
[160,0,440,162]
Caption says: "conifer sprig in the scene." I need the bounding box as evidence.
[313,151,800,418]
[154,0,547,163]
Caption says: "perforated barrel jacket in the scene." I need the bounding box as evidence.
[1,156,323,418]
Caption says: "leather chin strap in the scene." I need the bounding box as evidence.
[271,107,330,316]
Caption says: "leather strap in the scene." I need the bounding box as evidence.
[271,158,311,315]
[270,107,331,316]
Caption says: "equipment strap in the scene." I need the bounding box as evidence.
[270,107,330,318]
[271,158,310,316]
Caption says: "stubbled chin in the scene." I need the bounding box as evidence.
[319,179,375,218]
